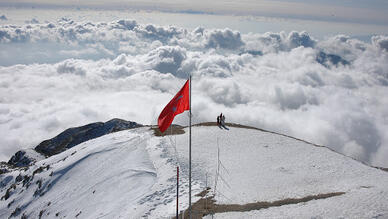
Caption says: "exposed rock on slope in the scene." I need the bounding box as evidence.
[35,118,142,156]
[8,119,142,167]
[8,149,44,168]
[0,122,387,218]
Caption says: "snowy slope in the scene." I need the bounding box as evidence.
[0,127,186,218]
[172,125,388,218]
[1,124,387,218]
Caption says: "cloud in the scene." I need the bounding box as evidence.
[206,28,244,50]
[0,19,388,168]
[147,46,187,77]
[287,31,316,49]
[198,78,250,107]
[372,35,388,52]
[274,85,317,110]
[25,18,39,24]
[57,59,87,76]
[0,15,7,21]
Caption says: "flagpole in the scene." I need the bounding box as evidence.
[189,74,192,219]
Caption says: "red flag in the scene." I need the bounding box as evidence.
[158,80,190,133]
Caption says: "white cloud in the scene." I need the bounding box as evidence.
[0,19,388,168]
[372,35,388,52]
[206,28,244,50]
[57,59,87,76]
[24,18,39,24]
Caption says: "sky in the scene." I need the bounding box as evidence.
[0,1,388,168]
[1,0,388,25]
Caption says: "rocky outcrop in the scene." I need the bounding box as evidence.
[7,119,142,167]
[8,150,37,168]
[35,118,142,156]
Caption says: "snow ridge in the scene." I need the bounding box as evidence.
[0,123,387,218]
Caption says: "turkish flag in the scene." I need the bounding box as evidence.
[158,80,190,133]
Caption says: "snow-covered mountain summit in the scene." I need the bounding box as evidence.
[0,121,387,218]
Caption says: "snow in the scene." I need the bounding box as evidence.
[0,128,182,218]
[172,125,388,217]
[22,149,45,162]
[1,124,387,218]
[203,188,388,218]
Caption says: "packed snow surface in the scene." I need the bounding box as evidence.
[173,125,388,218]
[1,125,387,218]
[0,128,189,218]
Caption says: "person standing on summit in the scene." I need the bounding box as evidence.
[219,113,225,126]
[218,113,228,129]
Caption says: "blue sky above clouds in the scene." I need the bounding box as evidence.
[1,0,388,25]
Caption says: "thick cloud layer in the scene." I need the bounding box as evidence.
[1,19,387,168]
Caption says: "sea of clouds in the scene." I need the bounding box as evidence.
[1,18,388,167]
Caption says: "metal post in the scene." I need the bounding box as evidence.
[189,74,192,219]
[176,166,179,219]
[205,172,208,189]
[205,172,208,210]
[214,138,219,195]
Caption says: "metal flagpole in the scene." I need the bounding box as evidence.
[189,74,192,219]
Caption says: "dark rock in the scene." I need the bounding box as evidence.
[7,199,15,208]
[10,207,21,217]
[0,168,8,175]
[23,175,32,188]
[35,118,142,156]
[15,174,23,183]
[5,119,141,168]
[33,166,45,176]
[8,151,35,167]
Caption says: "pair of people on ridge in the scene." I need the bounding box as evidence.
[217,113,226,127]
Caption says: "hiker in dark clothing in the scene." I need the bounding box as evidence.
[219,113,225,126]
[217,116,220,126]
[219,113,228,130]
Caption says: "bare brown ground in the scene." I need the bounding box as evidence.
[175,190,345,219]
[151,125,186,137]
[377,167,388,172]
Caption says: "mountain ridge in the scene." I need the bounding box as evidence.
[6,119,388,172]
[6,118,142,168]
[0,120,387,218]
